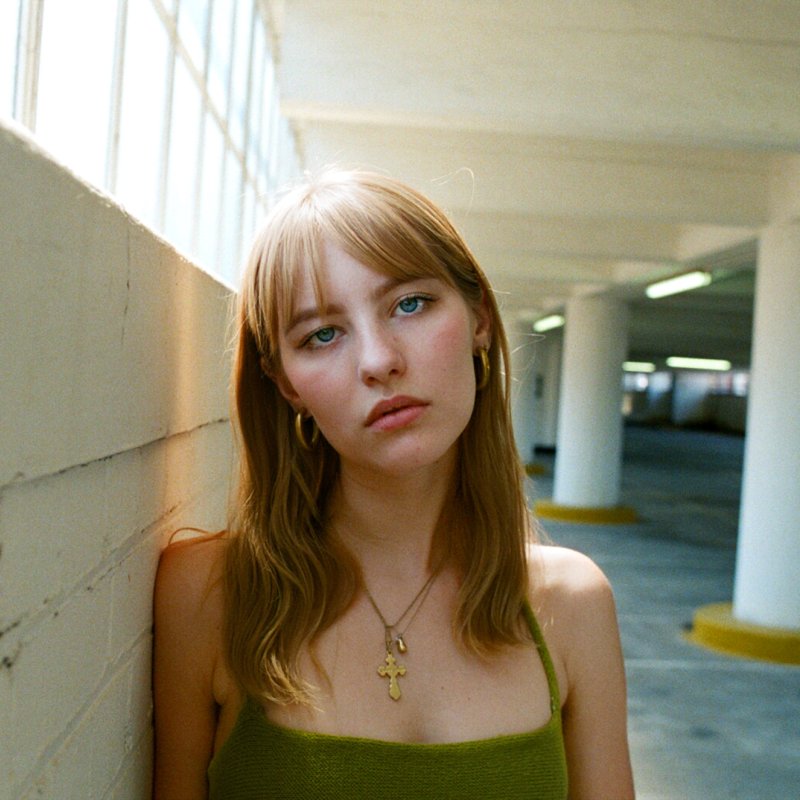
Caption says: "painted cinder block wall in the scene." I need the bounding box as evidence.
[0,121,235,799]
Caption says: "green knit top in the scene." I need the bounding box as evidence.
[208,603,567,799]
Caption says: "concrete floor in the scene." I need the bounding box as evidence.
[529,425,800,800]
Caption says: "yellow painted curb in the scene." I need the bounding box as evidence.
[524,462,549,477]
[687,603,800,666]
[533,499,637,524]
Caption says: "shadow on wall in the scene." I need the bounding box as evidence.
[0,119,235,798]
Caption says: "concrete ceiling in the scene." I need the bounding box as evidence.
[268,1,800,368]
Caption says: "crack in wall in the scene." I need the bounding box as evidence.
[0,417,230,492]
[121,226,131,347]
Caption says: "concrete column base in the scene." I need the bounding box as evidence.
[524,462,549,477]
[688,603,800,665]
[534,499,637,524]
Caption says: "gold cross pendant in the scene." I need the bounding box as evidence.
[378,651,406,700]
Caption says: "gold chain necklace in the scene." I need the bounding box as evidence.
[363,567,441,701]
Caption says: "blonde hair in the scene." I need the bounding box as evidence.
[226,169,532,704]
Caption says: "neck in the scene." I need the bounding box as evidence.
[328,459,456,582]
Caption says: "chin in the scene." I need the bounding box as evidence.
[381,436,461,477]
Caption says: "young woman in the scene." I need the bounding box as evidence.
[153,169,635,799]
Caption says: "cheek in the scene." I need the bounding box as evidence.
[418,318,478,420]
[289,366,357,445]
[279,355,335,413]
[292,370,342,415]
[429,313,476,375]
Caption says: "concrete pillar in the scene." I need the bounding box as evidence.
[544,295,633,519]
[532,330,562,450]
[508,319,537,464]
[733,222,800,630]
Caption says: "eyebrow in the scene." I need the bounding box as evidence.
[284,275,414,335]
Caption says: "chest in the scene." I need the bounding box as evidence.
[265,594,556,744]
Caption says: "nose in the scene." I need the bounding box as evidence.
[357,325,406,385]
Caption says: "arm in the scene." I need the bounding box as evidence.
[152,537,226,800]
[538,548,635,800]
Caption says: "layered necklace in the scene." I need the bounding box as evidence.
[363,566,441,701]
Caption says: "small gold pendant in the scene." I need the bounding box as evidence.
[396,634,408,653]
[378,651,406,700]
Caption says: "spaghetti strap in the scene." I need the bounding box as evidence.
[522,601,561,714]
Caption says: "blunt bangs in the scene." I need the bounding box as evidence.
[241,169,489,373]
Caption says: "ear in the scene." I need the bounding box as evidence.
[272,369,302,411]
[472,294,492,352]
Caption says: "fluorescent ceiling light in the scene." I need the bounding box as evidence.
[623,361,656,373]
[646,270,711,299]
[666,356,731,371]
[533,314,565,333]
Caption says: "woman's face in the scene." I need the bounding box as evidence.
[275,240,490,480]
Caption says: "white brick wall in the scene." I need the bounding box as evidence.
[0,121,235,799]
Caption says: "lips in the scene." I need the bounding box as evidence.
[365,396,428,429]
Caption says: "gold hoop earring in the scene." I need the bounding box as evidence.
[475,348,490,391]
[294,411,319,450]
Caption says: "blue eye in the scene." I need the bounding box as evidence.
[397,294,431,315]
[398,297,420,313]
[303,326,337,348]
[313,327,335,343]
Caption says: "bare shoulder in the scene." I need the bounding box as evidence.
[153,533,231,796]
[528,545,635,798]
[156,531,227,608]
[153,532,228,683]
[529,543,613,605]
[527,544,621,679]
